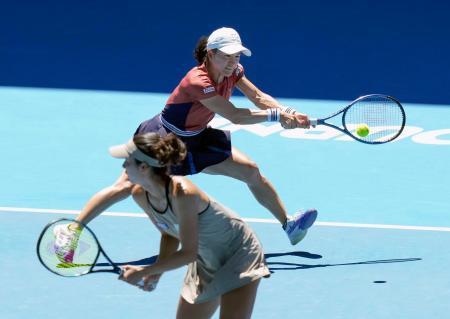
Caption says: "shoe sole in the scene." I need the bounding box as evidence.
[290,229,308,245]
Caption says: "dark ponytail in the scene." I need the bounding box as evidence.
[133,133,187,179]
[193,36,208,65]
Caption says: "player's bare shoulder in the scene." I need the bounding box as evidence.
[170,176,209,212]
[130,185,147,209]
[171,176,198,198]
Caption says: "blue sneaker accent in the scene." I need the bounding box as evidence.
[296,209,318,230]
[284,209,318,245]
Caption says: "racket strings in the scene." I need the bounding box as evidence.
[38,220,99,276]
[344,96,405,142]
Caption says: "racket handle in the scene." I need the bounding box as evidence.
[310,118,318,127]
[118,267,147,290]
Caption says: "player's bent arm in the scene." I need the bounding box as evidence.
[137,233,179,285]
[131,185,181,262]
[200,95,274,125]
[236,76,311,129]
[236,76,284,110]
[131,182,195,261]
[140,181,203,276]
[158,233,180,261]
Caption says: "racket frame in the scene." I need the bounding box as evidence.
[36,218,121,277]
[310,94,406,144]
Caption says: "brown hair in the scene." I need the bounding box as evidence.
[193,36,218,65]
[133,133,187,178]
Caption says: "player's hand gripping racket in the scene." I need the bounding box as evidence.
[36,218,148,289]
[309,94,406,144]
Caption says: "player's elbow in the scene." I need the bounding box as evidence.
[181,248,197,263]
[227,110,246,124]
[185,251,197,263]
[228,115,241,124]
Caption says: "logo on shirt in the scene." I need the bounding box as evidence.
[203,86,215,94]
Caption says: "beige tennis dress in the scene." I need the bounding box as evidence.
[144,188,270,304]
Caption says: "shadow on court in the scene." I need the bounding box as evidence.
[99,252,421,275]
[98,252,322,268]
[264,252,422,273]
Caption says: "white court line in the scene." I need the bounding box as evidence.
[1,206,450,232]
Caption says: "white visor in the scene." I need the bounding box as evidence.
[109,140,164,167]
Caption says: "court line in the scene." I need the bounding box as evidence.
[1,206,450,232]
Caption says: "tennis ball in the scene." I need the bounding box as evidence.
[356,124,369,137]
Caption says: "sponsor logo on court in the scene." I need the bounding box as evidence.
[210,118,450,145]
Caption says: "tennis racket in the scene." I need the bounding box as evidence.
[36,218,147,288]
[309,94,406,144]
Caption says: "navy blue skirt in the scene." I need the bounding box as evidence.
[134,114,232,175]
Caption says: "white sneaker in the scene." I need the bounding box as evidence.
[53,224,81,263]
[284,209,318,245]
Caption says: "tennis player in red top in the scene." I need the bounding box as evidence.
[53,27,318,263]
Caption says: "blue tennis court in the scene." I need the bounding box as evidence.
[1,86,449,318]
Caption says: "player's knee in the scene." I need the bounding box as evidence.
[241,161,263,185]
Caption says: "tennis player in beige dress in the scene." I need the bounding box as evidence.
[114,132,270,319]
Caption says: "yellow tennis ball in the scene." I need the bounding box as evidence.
[356,124,369,137]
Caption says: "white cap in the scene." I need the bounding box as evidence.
[206,27,252,56]
[109,139,164,167]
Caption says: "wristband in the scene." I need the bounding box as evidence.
[267,108,281,122]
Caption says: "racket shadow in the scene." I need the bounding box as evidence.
[264,252,421,273]
[265,251,323,260]
[95,253,421,275]
[95,252,322,267]
[95,252,323,269]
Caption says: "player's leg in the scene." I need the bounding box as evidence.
[176,296,220,319]
[202,147,287,224]
[202,147,317,245]
[219,279,260,319]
